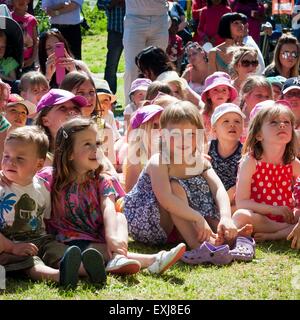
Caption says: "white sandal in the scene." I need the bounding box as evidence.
[106,255,141,275]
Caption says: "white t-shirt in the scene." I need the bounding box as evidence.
[104,110,121,141]
[123,102,138,116]
[0,176,51,240]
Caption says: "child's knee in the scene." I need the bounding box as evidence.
[232,209,253,224]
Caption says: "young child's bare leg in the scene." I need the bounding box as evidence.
[26,264,60,283]
[169,180,202,249]
[254,224,296,241]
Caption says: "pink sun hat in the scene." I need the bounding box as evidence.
[201,72,238,103]
[130,104,163,129]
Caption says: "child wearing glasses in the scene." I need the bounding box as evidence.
[228,46,259,94]
[263,34,300,78]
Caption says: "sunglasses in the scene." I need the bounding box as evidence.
[281,51,298,59]
[241,60,259,67]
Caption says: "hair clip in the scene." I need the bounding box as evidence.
[62,129,68,139]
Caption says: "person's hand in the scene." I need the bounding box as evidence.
[195,216,214,242]
[217,217,238,242]
[287,220,300,249]
[45,52,56,80]
[56,49,76,72]
[273,206,295,224]
[105,235,128,259]
[0,170,12,187]
[11,242,39,256]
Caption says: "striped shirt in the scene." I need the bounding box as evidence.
[98,0,125,33]
[0,114,10,133]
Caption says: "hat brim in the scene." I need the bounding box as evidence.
[282,85,300,95]
[7,100,36,115]
[129,85,149,96]
[211,109,246,126]
[131,108,163,129]
[201,81,238,103]
[97,92,117,104]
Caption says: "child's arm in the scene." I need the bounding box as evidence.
[227,186,236,205]
[148,154,213,242]
[101,194,127,258]
[203,168,237,240]
[236,156,294,222]
[0,233,38,256]
[125,163,142,193]
[287,216,300,249]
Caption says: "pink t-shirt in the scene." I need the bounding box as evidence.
[11,12,37,60]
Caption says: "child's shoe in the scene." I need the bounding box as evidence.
[147,243,186,274]
[81,248,106,285]
[59,246,81,288]
[106,255,141,275]
[229,236,256,262]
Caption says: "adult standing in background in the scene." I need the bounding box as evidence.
[98,0,125,94]
[123,0,169,104]
[42,0,83,59]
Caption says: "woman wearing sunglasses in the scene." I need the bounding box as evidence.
[228,46,259,94]
[264,34,300,78]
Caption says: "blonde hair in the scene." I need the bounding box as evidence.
[19,71,49,92]
[145,81,172,100]
[243,102,297,164]
[162,79,186,100]
[52,117,103,212]
[228,46,258,78]
[239,75,273,110]
[5,126,49,160]
[266,34,300,78]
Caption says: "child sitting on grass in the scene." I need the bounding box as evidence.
[0,126,107,288]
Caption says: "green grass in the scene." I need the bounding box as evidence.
[1,241,300,300]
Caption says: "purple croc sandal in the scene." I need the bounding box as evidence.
[229,236,256,262]
[181,241,233,265]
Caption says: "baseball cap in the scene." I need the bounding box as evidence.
[130,104,163,129]
[201,72,238,103]
[211,103,245,126]
[36,89,88,113]
[7,94,36,115]
[266,76,286,90]
[282,77,300,95]
[129,78,152,98]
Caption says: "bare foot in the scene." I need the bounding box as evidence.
[238,224,254,237]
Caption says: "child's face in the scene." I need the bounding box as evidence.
[131,90,146,107]
[169,83,182,100]
[42,101,81,137]
[12,0,29,11]
[283,89,300,124]
[244,86,272,111]
[272,84,282,101]
[70,126,101,175]
[0,36,7,59]
[213,112,243,142]
[99,94,112,117]
[163,121,200,161]
[5,104,27,128]
[2,140,43,186]
[45,35,60,57]
[257,113,292,146]
[21,85,49,105]
[208,85,231,108]
[74,80,96,117]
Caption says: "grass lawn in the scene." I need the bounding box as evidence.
[1,240,300,300]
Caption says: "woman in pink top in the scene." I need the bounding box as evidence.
[194,0,232,47]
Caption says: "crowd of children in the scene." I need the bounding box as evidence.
[0,1,300,290]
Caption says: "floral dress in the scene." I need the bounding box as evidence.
[124,169,219,245]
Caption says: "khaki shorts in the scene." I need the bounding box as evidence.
[0,234,69,272]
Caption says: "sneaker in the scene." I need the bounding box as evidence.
[59,246,81,288]
[106,255,141,275]
[81,248,106,285]
[148,243,186,274]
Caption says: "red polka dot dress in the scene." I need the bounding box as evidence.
[250,161,294,223]
[293,177,300,208]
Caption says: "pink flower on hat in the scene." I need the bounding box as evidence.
[201,72,238,103]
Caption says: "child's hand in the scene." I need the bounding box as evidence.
[195,217,214,242]
[45,53,56,80]
[106,236,128,259]
[11,242,38,256]
[273,206,295,224]
[217,217,238,241]
[287,220,300,249]
[57,50,76,72]
[0,170,12,187]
